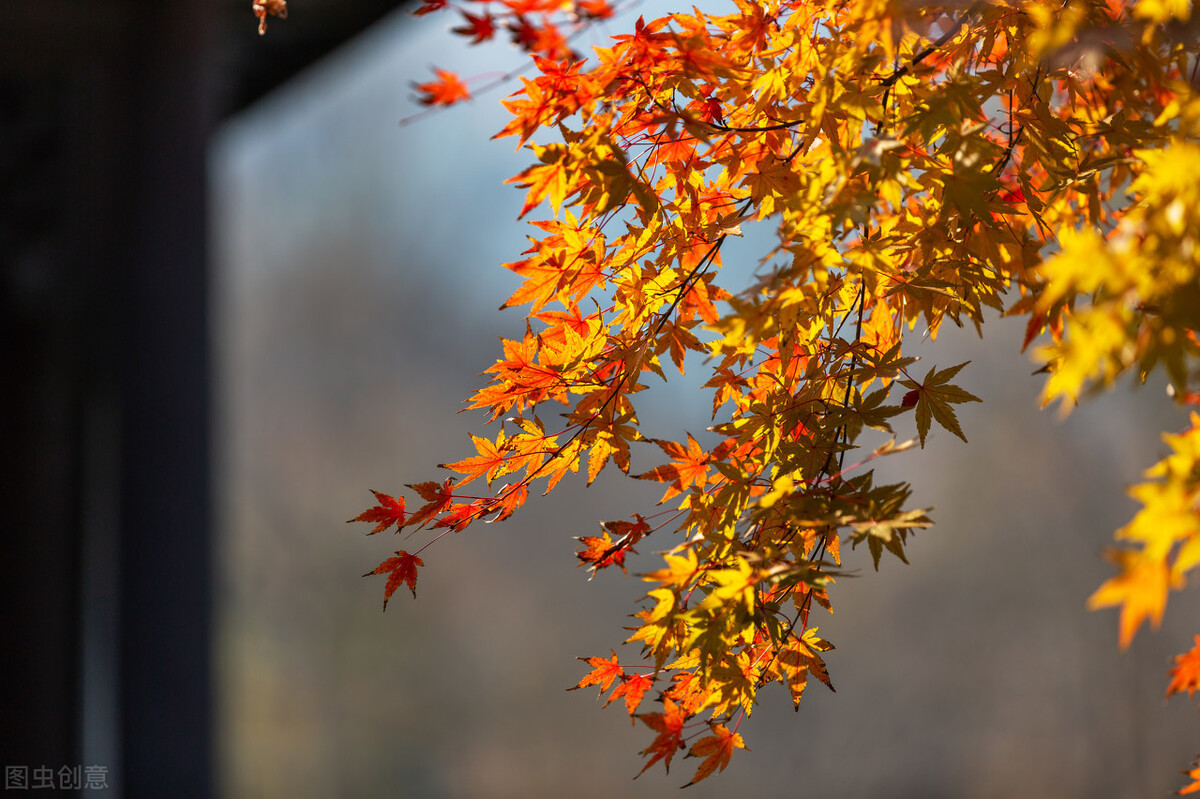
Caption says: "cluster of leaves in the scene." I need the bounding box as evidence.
[304,0,1200,788]
[408,0,619,106]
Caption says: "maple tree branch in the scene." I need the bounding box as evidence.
[707,118,804,134]
[878,2,987,89]
[416,194,754,539]
[360,0,1200,786]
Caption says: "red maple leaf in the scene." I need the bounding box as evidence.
[348,490,406,533]
[451,11,496,44]
[364,550,424,609]
[413,68,471,106]
[412,0,447,15]
[999,186,1026,203]
[637,698,688,776]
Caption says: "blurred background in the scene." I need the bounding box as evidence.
[4,1,1199,796]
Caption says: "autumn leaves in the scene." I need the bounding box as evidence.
[335,0,1200,789]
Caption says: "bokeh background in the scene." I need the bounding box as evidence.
[210,8,1199,798]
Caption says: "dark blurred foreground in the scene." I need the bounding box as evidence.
[0,2,408,795]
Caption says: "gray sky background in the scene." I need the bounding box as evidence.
[209,8,1200,797]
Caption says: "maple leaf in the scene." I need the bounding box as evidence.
[1166,635,1200,701]
[643,548,700,591]
[501,257,563,312]
[1088,549,1177,649]
[575,533,621,569]
[405,478,456,529]
[571,650,624,697]
[898,362,982,447]
[683,723,746,786]
[364,551,424,609]
[348,490,406,534]
[1181,758,1200,796]
[413,68,471,106]
[412,0,447,15]
[607,672,654,716]
[451,11,496,44]
[484,481,528,523]
[860,298,899,368]
[575,0,614,19]
[636,698,688,776]
[507,16,570,58]
[575,518,647,576]
[636,434,711,503]
[435,499,491,531]
[440,433,510,488]
[508,144,571,219]
[663,669,709,716]
[252,0,287,35]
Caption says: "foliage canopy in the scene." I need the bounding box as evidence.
[260,0,1200,787]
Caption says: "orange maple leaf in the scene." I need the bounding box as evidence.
[414,68,471,106]
[405,478,456,528]
[252,0,287,35]
[636,698,688,776]
[860,296,899,364]
[486,481,528,523]
[607,672,654,716]
[636,434,711,502]
[434,499,490,532]
[571,650,624,697]
[683,723,746,786]
[575,532,634,573]
[440,434,510,488]
[348,490,407,534]
[663,669,710,716]
[501,257,564,312]
[364,550,424,609]
[1181,758,1200,795]
[575,514,649,576]
[509,154,570,219]
[1167,635,1200,701]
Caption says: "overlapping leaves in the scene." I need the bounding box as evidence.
[319,0,1200,788]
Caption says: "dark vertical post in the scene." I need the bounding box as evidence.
[117,1,215,796]
[2,2,412,795]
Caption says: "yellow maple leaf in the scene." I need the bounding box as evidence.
[1088,550,1180,649]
